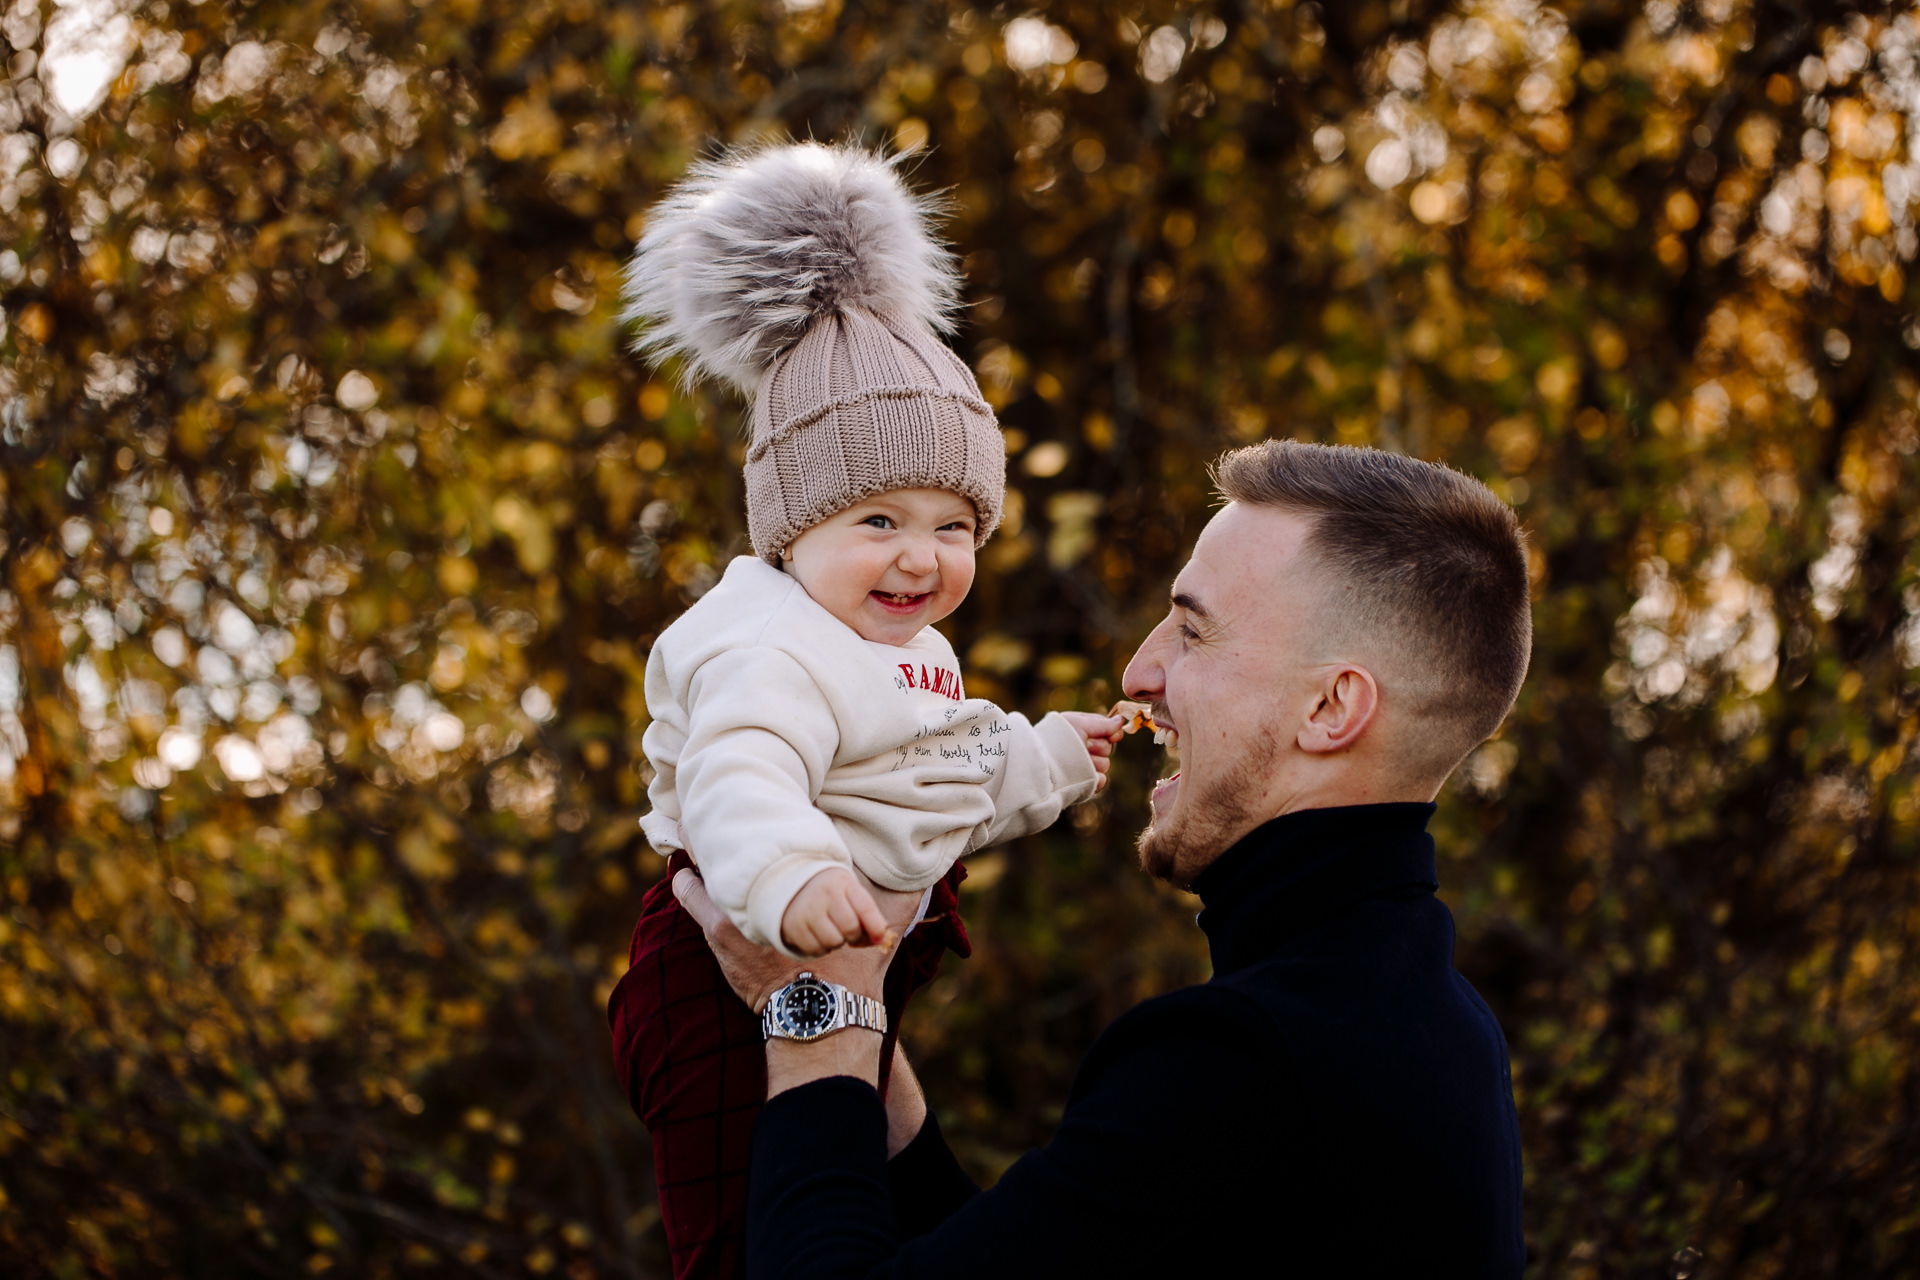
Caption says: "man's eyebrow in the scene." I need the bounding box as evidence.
[1171,591,1212,621]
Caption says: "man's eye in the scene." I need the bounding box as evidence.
[1179,624,1199,642]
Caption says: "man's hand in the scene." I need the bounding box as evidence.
[672,868,900,1098]
[780,866,891,956]
[1058,710,1125,790]
[671,868,809,1013]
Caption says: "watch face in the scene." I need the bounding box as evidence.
[779,977,838,1039]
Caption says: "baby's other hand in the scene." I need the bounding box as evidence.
[1058,711,1125,791]
[780,867,891,957]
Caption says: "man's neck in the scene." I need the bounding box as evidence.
[1191,802,1441,975]
[1174,777,1434,889]
[1263,764,1441,819]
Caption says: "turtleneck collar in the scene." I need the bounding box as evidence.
[1191,802,1440,976]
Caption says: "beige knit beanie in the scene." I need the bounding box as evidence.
[621,143,1005,563]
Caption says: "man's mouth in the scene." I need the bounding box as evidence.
[1151,710,1178,749]
[1149,714,1180,812]
[871,590,930,614]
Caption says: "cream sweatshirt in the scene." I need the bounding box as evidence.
[640,556,1099,953]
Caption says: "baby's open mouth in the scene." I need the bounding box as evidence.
[872,590,929,610]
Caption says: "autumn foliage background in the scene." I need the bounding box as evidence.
[5,0,1920,1274]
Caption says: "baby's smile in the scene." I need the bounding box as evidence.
[871,589,932,614]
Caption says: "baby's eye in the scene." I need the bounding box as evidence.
[938,521,974,534]
[861,515,895,530]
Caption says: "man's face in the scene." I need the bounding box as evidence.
[1121,503,1327,887]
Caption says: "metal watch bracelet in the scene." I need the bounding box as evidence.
[760,972,889,1042]
[832,989,887,1034]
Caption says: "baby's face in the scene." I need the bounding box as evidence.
[784,488,978,646]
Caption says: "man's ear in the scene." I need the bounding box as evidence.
[1296,665,1380,755]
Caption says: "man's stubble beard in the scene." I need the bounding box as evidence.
[1136,725,1284,890]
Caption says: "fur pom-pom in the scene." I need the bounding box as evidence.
[622,143,962,394]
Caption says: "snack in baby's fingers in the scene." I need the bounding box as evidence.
[1110,700,1174,745]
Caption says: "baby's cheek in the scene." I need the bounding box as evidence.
[941,548,977,602]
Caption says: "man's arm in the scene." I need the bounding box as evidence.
[883,1045,928,1158]
[674,865,1292,1280]
[747,1002,1290,1279]
[882,1049,981,1241]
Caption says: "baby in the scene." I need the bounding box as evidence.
[641,481,1116,958]
[606,143,1119,1280]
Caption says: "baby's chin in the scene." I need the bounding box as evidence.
[847,614,933,645]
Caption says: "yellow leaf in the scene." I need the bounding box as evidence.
[398,826,455,880]
[16,544,61,592]
[438,555,478,597]
[490,95,562,161]
[491,495,555,574]
[16,302,52,343]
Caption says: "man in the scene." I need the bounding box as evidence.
[666,439,1531,1277]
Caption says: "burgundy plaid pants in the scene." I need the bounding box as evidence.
[607,852,970,1280]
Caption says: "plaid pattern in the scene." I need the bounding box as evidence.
[608,851,970,1280]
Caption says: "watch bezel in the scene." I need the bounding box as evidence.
[769,973,841,1043]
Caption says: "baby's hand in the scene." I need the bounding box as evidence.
[1058,711,1125,791]
[780,867,891,957]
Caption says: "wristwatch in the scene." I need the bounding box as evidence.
[760,972,888,1043]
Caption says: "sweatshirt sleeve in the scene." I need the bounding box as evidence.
[676,646,854,953]
[817,708,1099,888]
[970,711,1100,851]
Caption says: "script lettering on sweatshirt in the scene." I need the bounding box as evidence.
[885,688,1000,779]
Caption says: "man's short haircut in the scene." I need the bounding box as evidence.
[1212,440,1532,773]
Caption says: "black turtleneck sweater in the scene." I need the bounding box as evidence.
[747,804,1525,1278]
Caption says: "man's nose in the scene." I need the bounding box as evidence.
[1121,620,1168,701]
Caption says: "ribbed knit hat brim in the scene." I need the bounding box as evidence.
[745,307,1005,562]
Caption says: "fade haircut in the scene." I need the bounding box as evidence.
[1212,440,1532,775]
